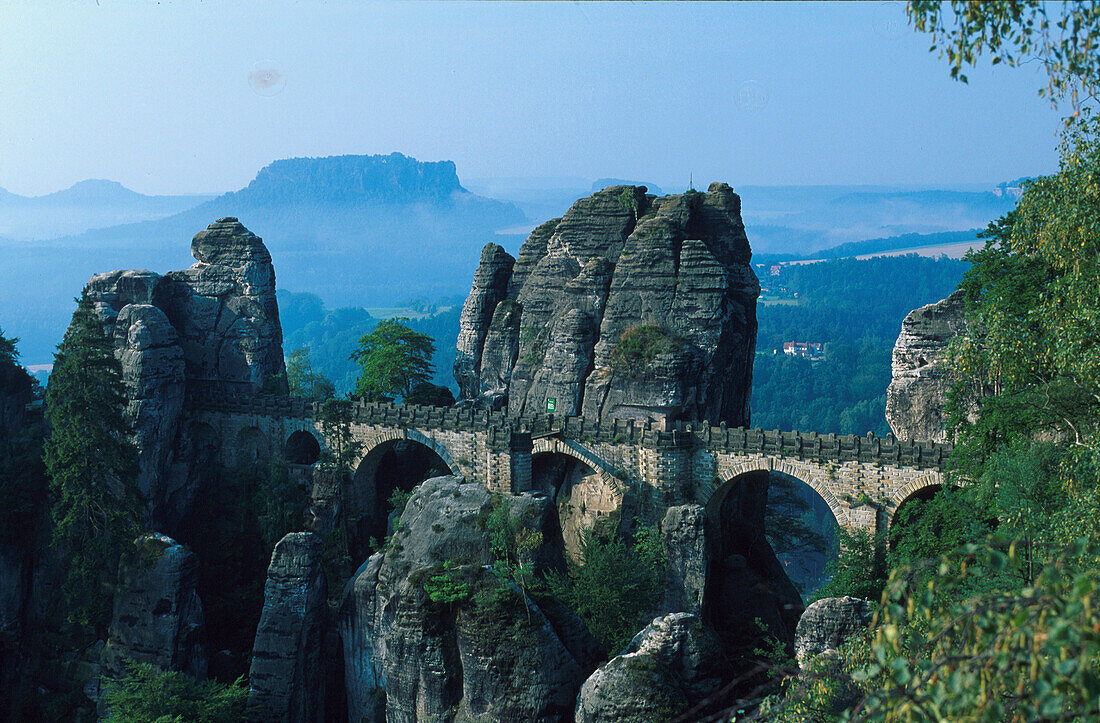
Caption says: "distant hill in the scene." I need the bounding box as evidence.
[0,179,214,240]
[815,229,981,259]
[591,178,662,194]
[0,153,525,364]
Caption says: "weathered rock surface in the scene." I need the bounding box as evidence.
[339,475,597,723]
[794,596,872,668]
[113,304,185,502]
[102,534,207,680]
[72,218,287,528]
[455,184,759,427]
[162,217,287,394]
[454,243,515,400]
[661,504,708,616]
[886,290,969,442]
[248,531,327,723]
[575,612,729,723]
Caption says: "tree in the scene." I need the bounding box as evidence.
[101,661,247,723]
[0,328,47,548]
[349,318,435,402]
[285,347,336,400]
[909,1,1100,112]
[44,293,142,631]
[547,525,666,655]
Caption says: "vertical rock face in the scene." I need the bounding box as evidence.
[886,290,969,442]
[163,217,287,394]
[248,532,327,723]
[339,476,597,723]
[71,218,288,528]
[455,184,759,427]
[454,243,515,401]
[661,504,708,616]
[113,304,186,502]
[575,612,729,723]
[102,534,207,680]
[794,596,872,668]
[80,271,187,506]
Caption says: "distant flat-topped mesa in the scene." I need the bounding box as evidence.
[454,183,760,427]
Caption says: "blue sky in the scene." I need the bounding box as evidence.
[0,1,1065,196]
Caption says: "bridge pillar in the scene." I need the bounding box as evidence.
[483,428,532,494]
[648,433,694,507]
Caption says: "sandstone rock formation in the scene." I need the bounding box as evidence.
[339,475,597,723]
[886,290,969,442]
[455,184,759,427]
[73,218,286,526]
[101,534,207,680]
[794,596,873,668]
[248,532,327,723]
[660,504,708,616]
[163,218,286,394]
[575,612,729,723]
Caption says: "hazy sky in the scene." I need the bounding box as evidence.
[0,1,1066,196]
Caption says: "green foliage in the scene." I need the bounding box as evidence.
[350,318,436,402]
[254,456,308,550]
[0,328,47,547]
[754,255,966,435]
[908,1,1100,111]
[44,293,142,631]
[387,487,412,520]
[423,560,472,605]
[404,380,455,407]
[101,661,247,723]
[547,525,666,655]
[847,539,1100,722]
[484,495,543,610]
[610,324,680,378]
[317,398,362,474]
[887,486,995,590]
[616,187,639,221]
[285,347,336,400]
[813,528,887,604]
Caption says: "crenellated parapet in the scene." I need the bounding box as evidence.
[185,387,951,472]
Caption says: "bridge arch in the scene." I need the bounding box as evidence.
[708,457,850,529]
[530,438,627,562]
[887,471,946,528]
[701,469,808,654]
[236,426,271,467]
[530,438,626,499]
[285,430,321,466]
[347,430,458,560]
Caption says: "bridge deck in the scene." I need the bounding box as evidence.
[186,389,951,470]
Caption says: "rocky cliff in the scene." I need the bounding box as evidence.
[885,290,969,442]
[75,218,286,523]
[455,184,759,427]
[339,476,599,723]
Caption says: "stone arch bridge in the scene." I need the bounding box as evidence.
[184,389,951,535]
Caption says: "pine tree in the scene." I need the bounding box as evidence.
[44,293,141,632]
[350,319,435,402]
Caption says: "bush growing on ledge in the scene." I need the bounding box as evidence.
[101,661,247,723]
[609,324,682,379]
[547,525,666,655]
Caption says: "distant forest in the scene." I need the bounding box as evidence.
[280,253,968,436]
[752,255,967,434]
